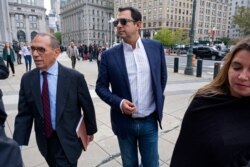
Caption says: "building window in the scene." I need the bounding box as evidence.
[29,15,37,22]
[30,23,37,28]
[16,22,24,28]
[15,14,24,20]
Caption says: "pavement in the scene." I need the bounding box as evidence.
[1,52,213,167]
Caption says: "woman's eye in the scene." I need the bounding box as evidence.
[233,66,242,71]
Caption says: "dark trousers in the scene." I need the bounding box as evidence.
[71,56,76,69]
[46,132,77,167]
[6,57,15,75]
[17,54,22,64]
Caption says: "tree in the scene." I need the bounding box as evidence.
[54,32,62,44]
[173,29,188,45]
[153,28,175,47]
[153,28,189,47]
[233,7,250,35]
[221,37,230,45]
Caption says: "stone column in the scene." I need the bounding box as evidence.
[25,14,31,42]
[10,13,17,41]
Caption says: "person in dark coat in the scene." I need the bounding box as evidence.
[13,33,97,166]
[2,42,15,76]
[0,56,23,167]
[13,42,22,64]
[171,36,250,167]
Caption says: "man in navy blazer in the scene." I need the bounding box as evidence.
[13,33,97,166]
[96,7,167,167]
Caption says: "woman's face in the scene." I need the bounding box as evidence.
[228,50,250,97]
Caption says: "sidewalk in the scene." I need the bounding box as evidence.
[1,52,212,167]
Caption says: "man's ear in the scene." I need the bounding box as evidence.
[136,21,141,30]
[55,48,61,54]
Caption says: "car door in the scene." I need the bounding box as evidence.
[202,47,210,59]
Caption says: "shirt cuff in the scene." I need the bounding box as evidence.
[120,99,125,114]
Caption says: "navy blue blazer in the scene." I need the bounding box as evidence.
[95,39,167,137]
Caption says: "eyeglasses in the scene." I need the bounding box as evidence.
[30,46,46,54]
[113,18,135,27]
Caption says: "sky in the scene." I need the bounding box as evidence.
[44,0,51,14]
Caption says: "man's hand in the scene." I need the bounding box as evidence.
[121,100,136,115]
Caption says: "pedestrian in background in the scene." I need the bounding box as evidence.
[13,33,97,166]
[2,42,15,76]
[171,36,250,167]
[67,41,79,69]
[13,42,22,64]
[83,44,88,60]
[96,7,167,167]
[88,44,93,62]
[0,56,22,167]
[78,44,84,60]
[21,42,32,72]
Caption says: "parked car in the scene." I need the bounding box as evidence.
[220,47,230,58]
[193,46,224,60]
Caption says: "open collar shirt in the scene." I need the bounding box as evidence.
[123,38,156,118]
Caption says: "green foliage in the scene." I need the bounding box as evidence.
[233,7,250,35]
[153,28,174,47]
[153,28,188,47]
[173,29,189,45]
[221,37,230,45]
[54,32,62,44]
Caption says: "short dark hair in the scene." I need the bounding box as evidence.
[33,33,60,49]
[118,7,142,22]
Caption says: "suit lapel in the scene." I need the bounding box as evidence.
[56,64,70,122]
[31,69,43,117]
[142,39,156,82]
[114,45,131,94]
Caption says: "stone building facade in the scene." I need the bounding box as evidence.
[228,0,250,39]
[0,0,12,45]
[195,0,230,43]
[114,0,193,39]
[8,0,47,43]
[114,0,230,43]
[60,0,113,46]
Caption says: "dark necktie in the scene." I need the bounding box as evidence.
[41,71,53,138]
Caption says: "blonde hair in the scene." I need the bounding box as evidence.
[195,36,250,97]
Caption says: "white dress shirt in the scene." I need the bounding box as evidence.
[123,38,156,118]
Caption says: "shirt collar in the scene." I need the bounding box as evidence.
[40,61,58,76]
[123,37,142,51]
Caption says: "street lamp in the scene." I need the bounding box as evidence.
[184,0,197,75]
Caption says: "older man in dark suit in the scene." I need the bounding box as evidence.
[13,33,97,167]
[95,7,167,167]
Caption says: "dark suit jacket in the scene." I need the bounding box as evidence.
[95,39,167,138]
[0,127,22,167]
[13,63,97,164]
[0,57,9,125]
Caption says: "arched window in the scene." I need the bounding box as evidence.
[17,30,26,42]
[31,31,37,41]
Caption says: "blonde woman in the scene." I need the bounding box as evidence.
[171,37,250,166]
